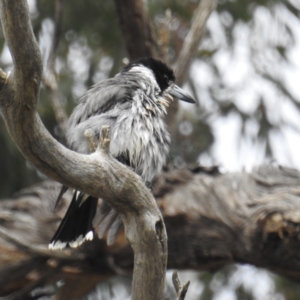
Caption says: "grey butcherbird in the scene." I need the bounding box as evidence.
[49,57,195,250]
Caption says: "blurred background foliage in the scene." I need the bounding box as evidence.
[1,0,300,299]
[1,0,300,196]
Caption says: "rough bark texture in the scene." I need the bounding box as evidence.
[0,1,167,299]
[114,0,159,60]
[1,164,300,298]
[172,271,190,300]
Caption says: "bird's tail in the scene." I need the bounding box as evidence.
[49,191,98,250]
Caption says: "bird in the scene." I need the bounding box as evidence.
[49,57,195,250]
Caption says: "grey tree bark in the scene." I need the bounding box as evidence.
[1,164,300,299]
[0,1,167,299]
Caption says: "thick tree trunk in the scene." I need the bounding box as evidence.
[1,164,300,298]
[113,0,159,60]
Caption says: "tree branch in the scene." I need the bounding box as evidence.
[0,1,167,299]
[166,0,216,131]
[113,0,159,60]
[0,226,84,261]
[43,0,68,134]
[1,165,300,298]
[172,271,190,300]
[174,0,216,86]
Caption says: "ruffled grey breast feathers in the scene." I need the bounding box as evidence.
[67,70,170,183]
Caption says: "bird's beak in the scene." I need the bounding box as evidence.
[169,84,196,104]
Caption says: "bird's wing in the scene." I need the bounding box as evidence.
[68,77,137,128]
[66,77,137,154]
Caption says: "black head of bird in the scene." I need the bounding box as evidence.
[122,57,196,104]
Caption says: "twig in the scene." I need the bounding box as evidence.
[98,125,111,154]
[84,126,110,154]
[166,0,216,131]
[0,226,84,260]
[174,0,216,86]
[172,270,190,300]
[43,0,68,134]
[84,128,97,153]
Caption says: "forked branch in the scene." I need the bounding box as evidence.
[172,271,190,300]
[0,1,167,299]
